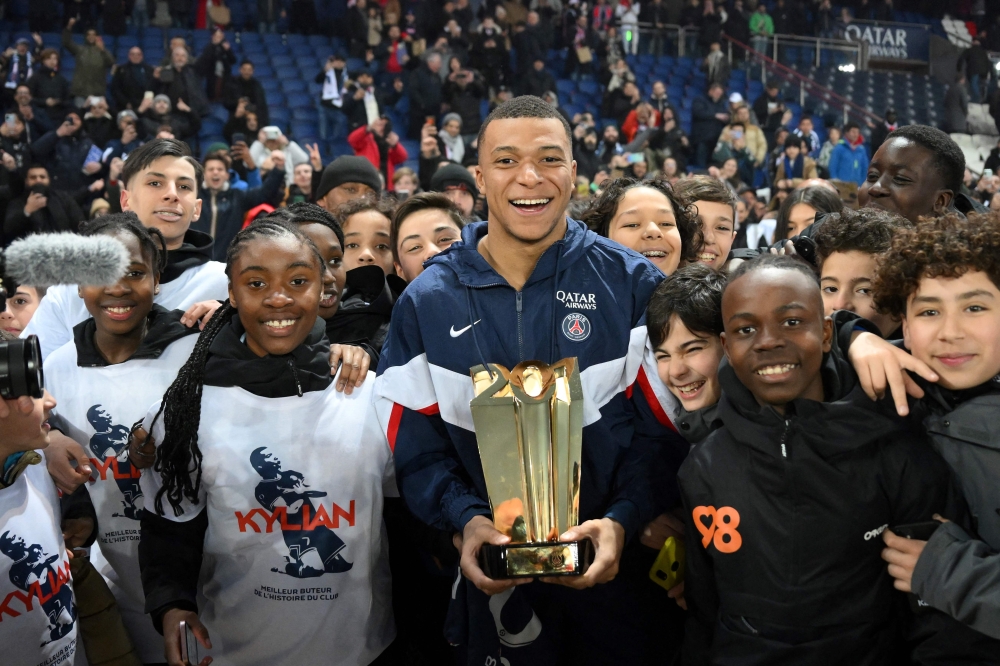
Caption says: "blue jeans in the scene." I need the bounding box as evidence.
[318,104,347,143]
[970,74,984,103]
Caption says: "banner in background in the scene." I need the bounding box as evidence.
[844,23,930,62]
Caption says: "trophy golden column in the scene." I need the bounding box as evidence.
[470,359,594,579]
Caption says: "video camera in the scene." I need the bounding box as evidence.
[0,276,45,400]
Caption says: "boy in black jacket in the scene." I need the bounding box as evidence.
[679,254,962,665]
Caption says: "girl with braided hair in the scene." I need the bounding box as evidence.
[43,211,202,662]
[137,219,396,666]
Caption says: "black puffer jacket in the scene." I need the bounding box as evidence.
[679,341,964,665]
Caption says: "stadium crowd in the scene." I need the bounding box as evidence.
[0,1,999,666]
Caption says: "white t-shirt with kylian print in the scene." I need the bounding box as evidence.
[44,334,200,663]
[0,453,79,666]
[140,372,397,666]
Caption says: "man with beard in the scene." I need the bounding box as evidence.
[3,165,84,246]
[573,125,602,181]
[111,47,156,113]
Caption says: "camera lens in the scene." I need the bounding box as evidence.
[0,335,44,399]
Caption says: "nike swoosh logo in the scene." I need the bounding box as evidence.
[450,320,481,337]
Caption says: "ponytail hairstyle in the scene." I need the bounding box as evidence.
[79,211,168,277]
[150,219,325,515]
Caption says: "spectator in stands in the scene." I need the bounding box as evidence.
[258,0,284,34]
[3,165,84,246]
[793,115,821,158]
[622,102,662,147]
[31,111,99,195]
[774,135,818,186]
[512,19,544,77]
[82,96,115,149]
[648,81,678,120]
[648,107,690,173]
[775,183,843,240]
[680,0,703,57]
[604,80,642,128]
[168,0,192,28]
[522,57,557,99]
[817,125,840,177]
[379,25,412,76]
[392,167,419,201]
[409,52,444,139]
[282,162,314,206]
[28,49,70,126]
[111,46,155,113]
[0,111,31,175]
[349,116,408,192]
[102,111,142,164]
[343,69,384,133]
[753,80,785,146]
[194,149,286,260]
[316,53,349,148]
[251,127,309,187]
[591,0,615,34]
[869,108,898,153]
[702,40,729,89]
[835,7,854,40]
[139,94,201,144]
[699,1,725,53]
[616,0,641,55]
[1,35,42,106]
[959,39,992,104]
[872,0,893,22]
[712,123,754,184]
[61,19,114,107]
[574,125,603,181]
[943,73,970,134]
[443,58,485,133]
[828,121,869,185]
[750,3,774,53]
[437,113,466,164]
[643,0,673,57]
[197,28,237,104]
[315,155,382,213]
[692,82,730,168]
[598,122,625,164]
[156,46,210,118]
[471,35,509,92]
[11,85,53,139]
[429,162,477,218]
[564,13,599,81]
[224,60,269,128]
[984,137,1000,175]
[727,104,766,170]
[223,100,260,146]
[158,36,193,68]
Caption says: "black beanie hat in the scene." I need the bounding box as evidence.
[316,156,382,201]
[430,163,479,199]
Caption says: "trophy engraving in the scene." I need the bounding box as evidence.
[470,359,593,578]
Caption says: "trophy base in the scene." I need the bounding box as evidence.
[479,540,594,579]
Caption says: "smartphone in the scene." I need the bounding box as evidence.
[143,90,154,101]
[425,116,436,126]
[649,536,685,591]
[731,128,743,139]
[232,132,245,145]
[178,620,199,666]
[892,521,941,541]
[985,169,994,179]
[626,153,644,164]
[263,126,280,140]
[4,113,15,127]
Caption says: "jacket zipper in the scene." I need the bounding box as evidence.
[515,291,524,360]
[779,418,791,458]
[287,358,303,397]
[210,191,218,238]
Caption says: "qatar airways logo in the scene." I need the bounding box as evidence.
[556,291,597,310]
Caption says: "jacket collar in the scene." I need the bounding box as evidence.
[425,218,597,288]
[162,229,215,283]
[203,314,333,398]
[73,305,197,367]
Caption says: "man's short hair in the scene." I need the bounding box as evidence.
[647,263,728,349]
[873,211,1000,317]
[203,150,231,169]
[784,135,804,150]
[813,207,913,267]
[477,95,573,151]
[120,138,203,188]
[390,192,466,263]
[844,121,860,133]
[884,124,965,194]
[672,174,738,220]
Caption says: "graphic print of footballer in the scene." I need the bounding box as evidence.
[87,405,143,519]
[0,531,76,646]
[250,447,353,577]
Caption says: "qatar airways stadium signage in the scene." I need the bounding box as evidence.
[843,22,930,62]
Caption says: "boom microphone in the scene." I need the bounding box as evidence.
[4,233,131,287]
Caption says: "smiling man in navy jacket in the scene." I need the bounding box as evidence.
[375,96,689,665]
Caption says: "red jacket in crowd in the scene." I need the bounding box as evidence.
[348,125,408,191]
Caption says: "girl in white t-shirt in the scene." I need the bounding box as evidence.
[44,212,200,663]
[139,219,396,666]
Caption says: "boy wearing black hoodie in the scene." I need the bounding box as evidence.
[679,254,961,665]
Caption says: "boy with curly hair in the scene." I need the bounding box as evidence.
[873,212,1000,654]
[813,206,912,339]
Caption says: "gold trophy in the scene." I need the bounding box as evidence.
[470,359,594,579]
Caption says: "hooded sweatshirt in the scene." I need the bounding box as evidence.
[679,341,964,665]
[138,315,396,666]
[374,219,689,662]
[44,306,199,663]
[326,265,406,365]
[0,451,79,666]
[24,229,229,359]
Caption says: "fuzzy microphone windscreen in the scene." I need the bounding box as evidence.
[4,233,131,287]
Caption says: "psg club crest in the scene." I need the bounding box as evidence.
[561,313,591,342]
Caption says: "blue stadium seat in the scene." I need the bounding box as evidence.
[292,107,318,122]
[281,79,307,94]
[276,66,299,80]
[271,55,294,68]
[286,92,313,109]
